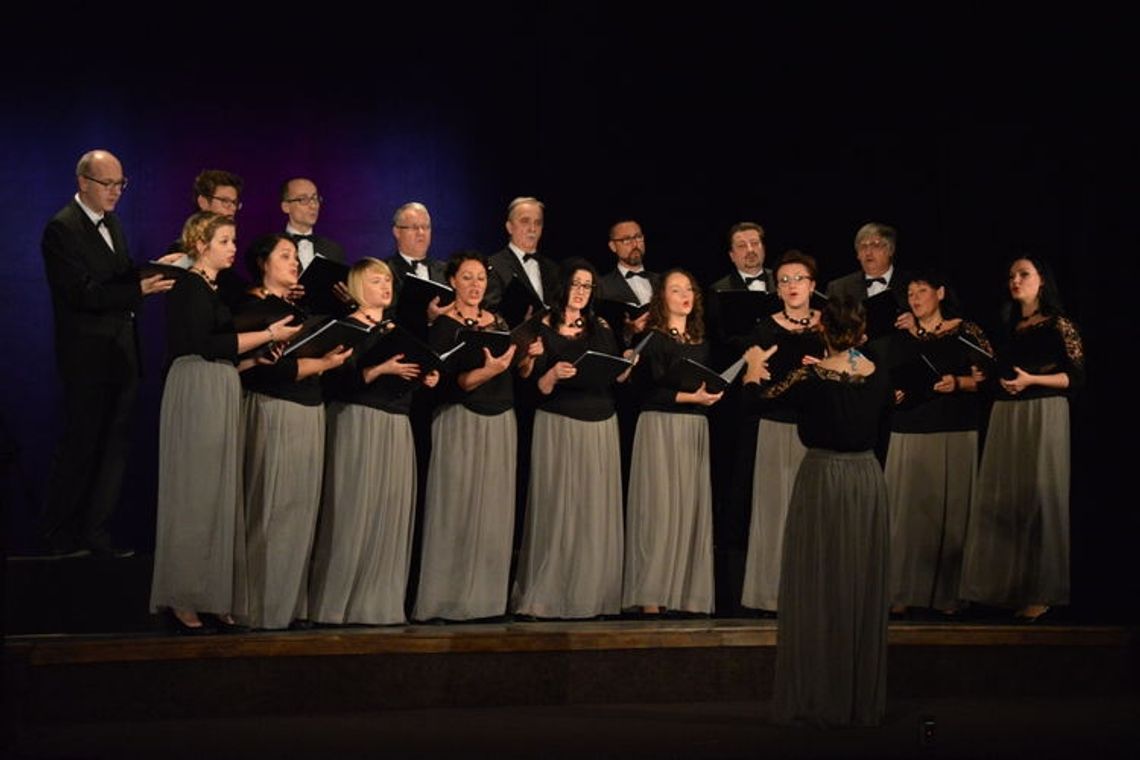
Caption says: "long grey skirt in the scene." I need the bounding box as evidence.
[741,419,806,612]
[150,356,247,617]
[511,410,623,619]
[308,402,416,625]
[959,397,1071,607]
[241,392,325,629]
[774,449,889,727]
[413,405,517,621]
[885,430,977,610]
[622,412,714,613]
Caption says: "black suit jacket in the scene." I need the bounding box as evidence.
[824,268,910,307]
[42,200,142,383]
[385,253,448,289]
[709,268,776,293]
[484,246,560,313]
[596,268,662,304]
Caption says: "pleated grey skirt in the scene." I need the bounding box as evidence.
[308,402,417,625]
[241,393,325,629]
[885,430,977,610]
[150,356,247,617]
[774,449,889,727]
[959,397,1071,607]
[622,411,713,613]
[741,419,807,612]
[413,404,517,621]
[511,410,623,619]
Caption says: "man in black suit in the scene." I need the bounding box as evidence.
[706,221,775,612]
[596,219,661,344]
[41,149,174,557]
[484,196,560,326]
[825,221,915,353]
[385,201,448,329]
[280,177,346,268]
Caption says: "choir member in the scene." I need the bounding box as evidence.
[740,250,826,615]
[413,251,542,622]
[308,258,439,625]
[235,234,352,629]
[622,269,720,615]
[959,257,1084,622]
[511,259,632,619]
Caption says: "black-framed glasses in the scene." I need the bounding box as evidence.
[778,274,814,284]
[285,195,323,206]
[610,233,644,245]
[83,174,128,191]
[569,280,595,291]
[395,224,431,232]
[210,196,243,211]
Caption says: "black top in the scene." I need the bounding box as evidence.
[165,272,238,365]
[324,318,419,416]
[233,295,323,407]
[744,364,893,452]
[430,314,514,416]
[890,321,991,433]
[633,331,713,416]
[747,316,827,424]
[993,316,1085,402]
[536,318,622,422]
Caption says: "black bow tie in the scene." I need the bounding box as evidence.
[95,217,106,229]
[625,270,648,279]
[865,276,887,287]
[405,259,423,274]
[743,275,765,287]
[520,253,536,264]
[290,233,314,244]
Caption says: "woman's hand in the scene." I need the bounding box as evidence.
[367,353,422,382]
[894,389,906,405]
[801,354,821,366]
[743,344,777,383]
[538,361,577,395]
[932,374,957,394]
[999,366,1034,395]
[970,365,987,384]
[267,315,302,344]
[683,382,723,407]
[320,345,354,372]
[483,344,517,376]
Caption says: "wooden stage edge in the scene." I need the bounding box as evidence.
[6,619,1135,666]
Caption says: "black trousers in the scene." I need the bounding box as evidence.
[43,376,138,550]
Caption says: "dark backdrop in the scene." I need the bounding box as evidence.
[2,7,1134,616]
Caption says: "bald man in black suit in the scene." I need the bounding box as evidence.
[41,149,174,557]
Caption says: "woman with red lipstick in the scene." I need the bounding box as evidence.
[234,235,352,630]
[884,271,990,618]
[741,250,826,616]
[512,259,632,619]
[413,251,542,622]
[151,213,302,634]
[622,269,720,616]
[960,257,1084,623]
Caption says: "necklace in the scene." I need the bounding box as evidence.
[782,309,813,327]
[567,315,584,329]
[668,326,691,343]
[1019,308,1041,321]
[190,267,216,288]
[916,316,943,337]
[453,303,483,328]
[847,347,864,371]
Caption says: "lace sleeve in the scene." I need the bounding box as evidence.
[1054,316,1086,389]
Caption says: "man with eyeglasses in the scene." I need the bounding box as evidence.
[825,222,915,347]
[484,196,560,327]
[41,149,175,558]
[385,201,448,325]
[280,177,345,270]
[596,219,661,342]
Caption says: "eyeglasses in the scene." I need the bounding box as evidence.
[83,175,128,191]
[778,274,814,284]
[210,196,243,211]
[858,239,889,250]
[569,281,595,291]
[610,233,644,245]
[395,224,431,233]
[285,195,323,206]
